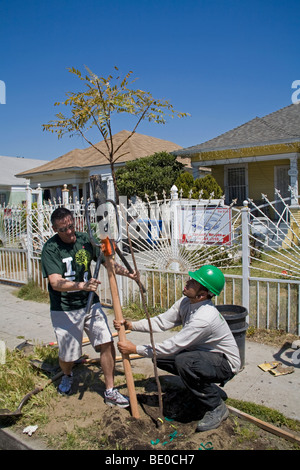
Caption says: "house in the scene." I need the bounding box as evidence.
[16,130,187,201]
[173,104,300,212]
[0,155,49,206]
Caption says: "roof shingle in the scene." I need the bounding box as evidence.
[175,104,300,156]
[17,130,183,176]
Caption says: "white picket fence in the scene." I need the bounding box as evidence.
[0,183,300,335]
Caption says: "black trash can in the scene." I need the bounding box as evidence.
[216,305,248,369]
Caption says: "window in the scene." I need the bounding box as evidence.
[225,165,247,205]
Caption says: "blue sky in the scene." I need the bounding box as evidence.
[0,0,299,161]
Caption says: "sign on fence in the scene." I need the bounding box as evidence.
[178,206,232,245]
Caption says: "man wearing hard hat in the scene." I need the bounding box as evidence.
[115,265,241,432]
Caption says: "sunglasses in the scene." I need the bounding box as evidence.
[57,224,75,233]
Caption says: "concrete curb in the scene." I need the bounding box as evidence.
[0,426,49,450]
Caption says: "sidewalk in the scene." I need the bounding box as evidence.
[0,282,299,422]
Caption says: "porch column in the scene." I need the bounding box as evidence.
[62,184,69,207]
[289,155,299,207]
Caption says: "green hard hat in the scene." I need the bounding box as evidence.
[188,265,225,296]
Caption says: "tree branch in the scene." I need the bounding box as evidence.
[76,127,110,161]
[112,103,151,157]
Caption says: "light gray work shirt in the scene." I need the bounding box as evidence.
[133,297,241,374]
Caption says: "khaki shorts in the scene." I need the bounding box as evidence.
[50,302,113,362]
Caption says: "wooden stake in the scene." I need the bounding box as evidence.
[104,244,140,419]
[228,405,300,445]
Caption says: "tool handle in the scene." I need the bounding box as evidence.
[86,255,102,315]
[105,254,140,418]
[115,245,146,293]
[17,370,64,412]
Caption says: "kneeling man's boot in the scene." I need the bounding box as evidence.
[196,400,229,432]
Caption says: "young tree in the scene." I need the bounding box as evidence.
[116,151,185,200]
[43,66,189,202]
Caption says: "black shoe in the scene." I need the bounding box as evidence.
[196,400,229,432]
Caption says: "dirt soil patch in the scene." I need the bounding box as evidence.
[11,360,300,451]
[246,327,299,348]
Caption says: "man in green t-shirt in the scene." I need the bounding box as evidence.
[41,207,136,407]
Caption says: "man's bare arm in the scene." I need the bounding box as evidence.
[48,273,100,292]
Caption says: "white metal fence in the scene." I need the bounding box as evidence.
[1,184,300,335]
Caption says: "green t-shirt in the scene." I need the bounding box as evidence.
[41,232,104,311]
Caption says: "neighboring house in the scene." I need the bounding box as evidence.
[16,130,188,201]
[174,104,300,211]
[0,155,49,206]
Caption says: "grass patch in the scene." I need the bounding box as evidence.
[227,398,300,433]
[15,281,49,303]
[246,326,299,347]
[122,301,164,321]
[60,425,107,451]
[0,347,58,426]
[121,301,182,332]
[48,422,126,451]
[232,417,259,444]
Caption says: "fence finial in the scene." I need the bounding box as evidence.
[170,185,178,200]
[62,184,69,206]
